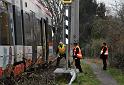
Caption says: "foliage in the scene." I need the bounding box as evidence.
[117,4,124,22]
[96,3,106,18]
[79,0,98,23]
[91,18,108,39]
[80,0,124,69]
[90,39,105,57]
[91,17,124,68]
[107,68,124,85]
[79,0,98,46]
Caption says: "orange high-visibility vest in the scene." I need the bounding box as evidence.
[74,46,83,59]
[100,46,108,55]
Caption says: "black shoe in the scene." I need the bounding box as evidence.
[55,65,59,68]
[103,68,107,70]
[80,71,83,73]
[79,69,83,73]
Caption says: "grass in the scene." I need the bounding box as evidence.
[107,67,124,85]
[56,60,100,85]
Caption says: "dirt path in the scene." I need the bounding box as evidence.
[85,59,118,85]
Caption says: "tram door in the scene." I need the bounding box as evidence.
[0,1,10,45]
[40,18,48,63]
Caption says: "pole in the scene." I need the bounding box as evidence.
[65,5,69,70]
[68,4,71,69]
[62,0,72,70]
[70,0,79,44]
[66,43,68,69]
[63,6,65,43]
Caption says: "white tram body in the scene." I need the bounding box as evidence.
[0,0,53,77]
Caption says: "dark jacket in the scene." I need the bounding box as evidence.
[100,46,107,59]
[73,46,80,59]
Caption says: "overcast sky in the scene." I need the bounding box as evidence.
[96,0,123,15]
[96,0,122,7]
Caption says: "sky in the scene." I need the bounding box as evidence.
[96,0,123,15]
[97,0,115,6]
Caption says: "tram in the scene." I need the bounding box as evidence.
[0,0,53,78]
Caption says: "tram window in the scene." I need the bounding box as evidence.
[25,2,27,7]
[48,25,52,42]
[0,1,10,45]
[24,13,32,45]
[40,18,43,46]
[35,19,42,45]
[30,11,35,45]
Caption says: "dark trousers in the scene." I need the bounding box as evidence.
[56,53,66,66]
[102,55,108,70]
[75,58,82,72]
[56,53,70,67]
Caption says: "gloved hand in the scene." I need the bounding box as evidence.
[56,54,60,57]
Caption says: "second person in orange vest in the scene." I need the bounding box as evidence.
[100,42,108,70]
[73,43,83,72]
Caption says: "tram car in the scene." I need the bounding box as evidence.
[0,0,54,78]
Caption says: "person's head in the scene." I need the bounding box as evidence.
[103,42,106,46]
[74,43,78,46]
[59,41,63,45]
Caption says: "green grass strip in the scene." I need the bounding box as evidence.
[107,68,124,85]
[56,61,100,85]
[72,62,100,85]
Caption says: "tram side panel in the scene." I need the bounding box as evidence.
[0,1,15,78]
[0,0,53,78]
[20,0,53,67]
[12,2,47,76]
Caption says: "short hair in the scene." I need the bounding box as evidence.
[74,43,78,46]
[103,42,106,45]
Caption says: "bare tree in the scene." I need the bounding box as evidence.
[38,0,65,53]
[41,0,64,29]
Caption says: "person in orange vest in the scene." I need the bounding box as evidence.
[73,43,83,72]
[100,42,108,70]
[56,42,66,67]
